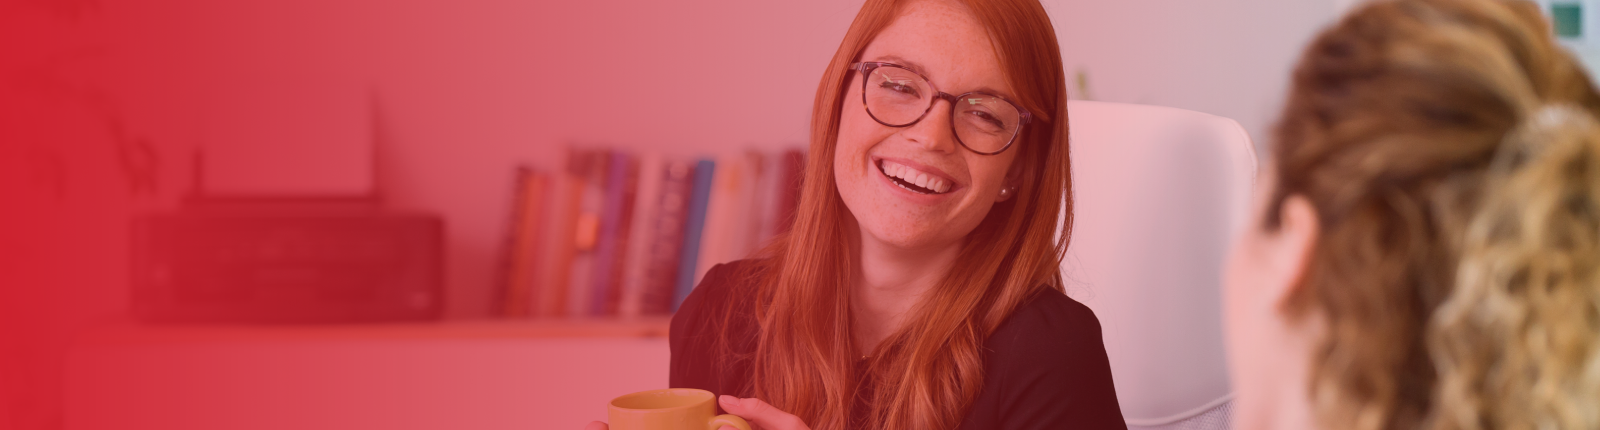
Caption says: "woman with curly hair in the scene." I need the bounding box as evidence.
[1225,0,1600,429]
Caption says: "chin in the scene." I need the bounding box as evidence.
[857,211,964,249]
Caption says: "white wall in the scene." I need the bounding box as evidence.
[1046,0,1339,153]
[6,0,1341,322]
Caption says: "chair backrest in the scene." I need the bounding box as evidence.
[1062,100,1257,429]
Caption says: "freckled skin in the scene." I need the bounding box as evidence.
[834,0,1020,252]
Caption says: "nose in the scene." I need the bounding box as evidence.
[899,96,959,155]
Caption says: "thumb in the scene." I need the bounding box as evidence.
[583,421,609,430]
[719,395,807,430]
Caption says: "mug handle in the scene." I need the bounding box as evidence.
[707,414,751,430]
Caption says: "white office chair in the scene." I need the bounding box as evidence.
[1062,100,1257,430]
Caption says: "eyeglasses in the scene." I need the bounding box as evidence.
[849,62,1031,155]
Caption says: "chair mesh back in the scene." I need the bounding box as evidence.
[1127,400,1232,430]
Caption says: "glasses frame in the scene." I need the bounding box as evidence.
[849,62,1031,156]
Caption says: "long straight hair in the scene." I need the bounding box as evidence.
[713,1,1073,429]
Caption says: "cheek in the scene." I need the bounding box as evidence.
[966,153,1013,195]
[837,101,878,153]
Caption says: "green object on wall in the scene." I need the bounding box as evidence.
[1554,3,1582,38]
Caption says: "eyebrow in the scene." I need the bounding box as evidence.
[867,54,1018,100]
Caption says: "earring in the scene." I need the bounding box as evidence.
[998,187,1015,199]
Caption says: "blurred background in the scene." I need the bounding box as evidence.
[2,0,1595,428]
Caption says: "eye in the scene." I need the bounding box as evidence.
[876,77,921,98]
[966,108,1006,131]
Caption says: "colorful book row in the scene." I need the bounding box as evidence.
[497,147,805,318]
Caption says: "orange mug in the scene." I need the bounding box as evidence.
[607,388,752,430]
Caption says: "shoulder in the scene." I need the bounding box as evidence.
[669,259,768,354]
[965,288,1125,429]
[672,259,766,328]
[980,288,1116,387]
[986,288,1106,357]
[669,259,767,394]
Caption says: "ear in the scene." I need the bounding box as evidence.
[1264,194,1320,310]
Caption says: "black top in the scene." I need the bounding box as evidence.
[670,260,1126,430]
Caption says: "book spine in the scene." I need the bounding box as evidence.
[496,166,533,317]
[694,155,730,289]
[619,154,665,318]
[522,173,551,316]
[509,170,550,318]
[567,149,608,317]
[542,148,586,318]
[752,151,780,248]
[533,169,569,318]
[644,160,693,314]
[672,159,716,312]
[696,153,756,287]
[608,157,640,316]
[590,152,636,316]
[739,151,766,256]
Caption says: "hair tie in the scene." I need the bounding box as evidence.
[1524,104,1595,135]
[1490,103,1596,175]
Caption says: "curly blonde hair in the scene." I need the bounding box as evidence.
[1271,0,1600,429]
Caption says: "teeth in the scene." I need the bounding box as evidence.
[879,160,953,194]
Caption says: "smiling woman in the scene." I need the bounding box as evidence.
[622,0,1125,429]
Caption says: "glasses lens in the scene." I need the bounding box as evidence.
[863,66,932,126]
[952,94,1022,154]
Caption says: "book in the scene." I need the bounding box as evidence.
[733,152,764,259]
[497,147,807,319]
[697,152,768,285]
[642,159,696,315]
[567,148,608,317]
[590,152,638,316]
[498,167,548,318]
[618,153,665,318]
[750,152,780,249]
[495,167,529,317]
[536,148,585,318]
[672,158,716,312]
[754,151,782,251]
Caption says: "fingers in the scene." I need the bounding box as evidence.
[719,395,808,430]
[584,421,608,430]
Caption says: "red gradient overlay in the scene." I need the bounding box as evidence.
[0,0,1331,428]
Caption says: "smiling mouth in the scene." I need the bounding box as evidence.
[877,159,952,195]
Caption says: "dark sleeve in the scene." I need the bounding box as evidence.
[668,262,755,400]
[962,291,1126,430]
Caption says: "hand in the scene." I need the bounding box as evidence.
[584,421,607,430]
[718,395,811,430]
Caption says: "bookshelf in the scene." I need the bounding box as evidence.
[493,147,805,321]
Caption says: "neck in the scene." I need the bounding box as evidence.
[1262,364,1318,430]
[850,230,963,355]
[1238,319,1323,430]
